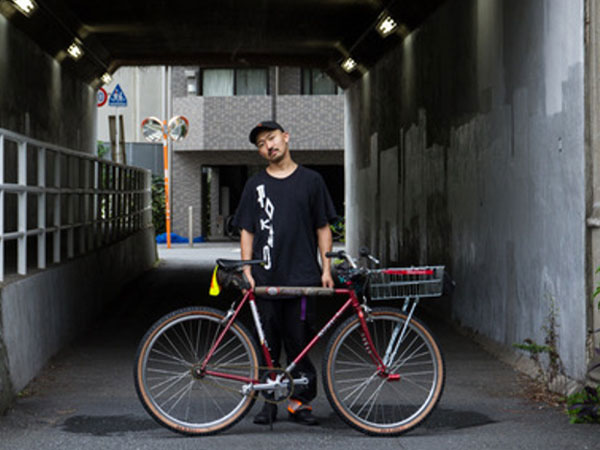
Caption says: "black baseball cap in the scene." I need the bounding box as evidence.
[249,120,285,145]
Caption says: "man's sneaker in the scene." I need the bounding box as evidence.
[288,408,319,426]
[287,399,319,426]
[253,402,277,425]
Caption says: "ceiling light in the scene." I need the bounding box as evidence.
[11,0,37,16]
[341,57,357,73]
[67,41,84,60]
[101,73,112,85]
[377,14,398,37]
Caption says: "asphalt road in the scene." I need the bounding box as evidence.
[0,243,597,450]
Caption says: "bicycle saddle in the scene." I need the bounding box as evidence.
[216,259,264,271]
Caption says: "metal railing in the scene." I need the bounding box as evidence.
[0,127,152,282]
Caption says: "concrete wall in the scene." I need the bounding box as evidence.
[0,228,156,411]
[0,17,158,411]
[345,0,587,379]
[0,15,96,152]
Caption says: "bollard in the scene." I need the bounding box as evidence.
[188,206,193,247]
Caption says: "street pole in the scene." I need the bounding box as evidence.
[162,120,172,248]
[141,114,188,250]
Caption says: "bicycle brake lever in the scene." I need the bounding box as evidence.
[359,246,380,265]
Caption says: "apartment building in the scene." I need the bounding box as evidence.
[98,66,344,239]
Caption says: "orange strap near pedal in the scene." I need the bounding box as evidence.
[287,398,312,414]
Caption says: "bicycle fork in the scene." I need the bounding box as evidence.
[382,298,419,369]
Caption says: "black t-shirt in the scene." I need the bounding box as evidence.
[232,165,337,287]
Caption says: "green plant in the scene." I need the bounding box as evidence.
[97,141,110,159]
[566,386,600,424]
[330,217,345,243]
[514,296,564,387]
[151,175,166,235]
[559,268,600,425]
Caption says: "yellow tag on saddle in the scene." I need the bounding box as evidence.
[209,265,221,296]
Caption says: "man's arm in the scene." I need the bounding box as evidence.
[240,229,255,289]
[317,224,334,288]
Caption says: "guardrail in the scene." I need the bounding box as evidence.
[0,128,152,282]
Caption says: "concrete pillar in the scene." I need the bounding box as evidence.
[209,167,222,237]
[584,0,600,358]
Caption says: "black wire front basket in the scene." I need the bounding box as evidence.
[368,266,445,301]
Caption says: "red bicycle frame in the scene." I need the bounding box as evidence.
[199,286,393,386]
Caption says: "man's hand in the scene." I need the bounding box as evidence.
[317,224,334,288]
[243,267,256,291]
[240,229,256,292]
[321,270,335,288]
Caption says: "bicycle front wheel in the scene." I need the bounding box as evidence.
[323,308,445,436]
[134,307,259,436]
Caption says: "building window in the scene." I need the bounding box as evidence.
[236,69,268,95]
[202,69,234,96]
[184,69,198,95]
[302,68,338,95]
[201,68,268,96]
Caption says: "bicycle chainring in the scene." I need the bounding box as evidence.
[259,367,294,404]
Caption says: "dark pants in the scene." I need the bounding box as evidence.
[256,296,317,404]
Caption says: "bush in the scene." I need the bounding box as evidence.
[152,175,166,235]
[566,386,600,424]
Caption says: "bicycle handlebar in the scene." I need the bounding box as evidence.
[325,248,379,268]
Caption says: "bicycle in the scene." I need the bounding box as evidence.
[133,248,446,436]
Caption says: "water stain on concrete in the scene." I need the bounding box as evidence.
[421,407,495,430]
[61,415,160,436]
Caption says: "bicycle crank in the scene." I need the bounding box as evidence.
[241,368,308,403]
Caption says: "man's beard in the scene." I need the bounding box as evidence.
[268,147,285,162]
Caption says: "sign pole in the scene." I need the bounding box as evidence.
[162,120,171,248]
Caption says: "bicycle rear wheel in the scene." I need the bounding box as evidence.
[323,308,445,436]
[134,307,259,435]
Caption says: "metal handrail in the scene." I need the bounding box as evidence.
[0,127,152,282]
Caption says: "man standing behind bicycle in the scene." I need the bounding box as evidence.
[232,120,337,426]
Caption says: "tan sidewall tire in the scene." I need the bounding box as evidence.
[324,309,444,436]
[134,307,259,435]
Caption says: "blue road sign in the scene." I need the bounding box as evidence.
[108,84,128,107]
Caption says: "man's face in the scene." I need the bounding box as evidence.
[255,129,289,163]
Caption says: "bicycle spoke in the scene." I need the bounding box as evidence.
[149,347,191,366]
[384,378,429,416]
[399,373,436,393]
[194,315,203,357]
[159,332,190,366]
[343,372,378,407]
[335,374,379,385]
[150,371,190,398]
[197,379,230,417]
[337,340,373,366]
[355,378,386,419]
[211,337,247,367]
[171,324,195,360]
[390,342,429,372]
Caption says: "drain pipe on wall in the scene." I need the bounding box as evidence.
[272,66,279,121]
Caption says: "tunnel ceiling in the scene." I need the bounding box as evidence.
[0,0,445,88]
